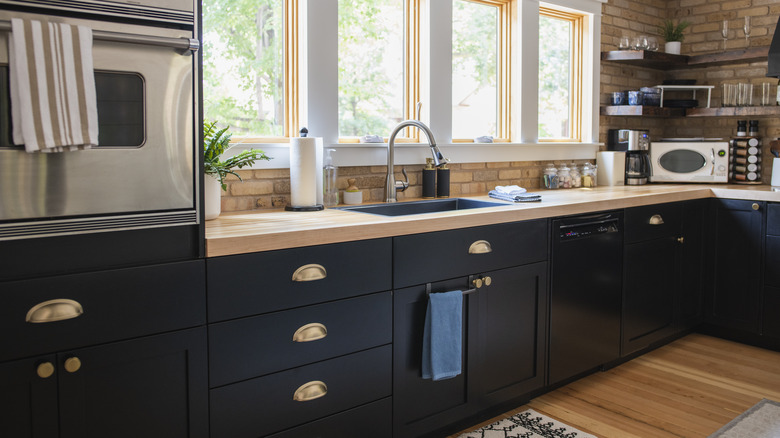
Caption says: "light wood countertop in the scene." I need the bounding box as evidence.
[205,184,780,257]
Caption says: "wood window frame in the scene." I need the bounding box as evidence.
[538,6,583,143]
[451,0,512,144]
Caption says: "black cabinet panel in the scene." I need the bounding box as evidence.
[0,355,59,438]
[209,292,392,387]
[393,220,547,288]
[623,238,676,355]
[267,397,392,438]
[708,199,764,333]
[210,345,391,438]
[207,239,392,321]
[0,260,206,362]
[476,263,547,405]
[768,203,779,236]
[58,327,208,438]
[392,277,475,438]
[763,286,780,338]
[624,202,682,243]
[678,200,707,327]
[766,236,780,287]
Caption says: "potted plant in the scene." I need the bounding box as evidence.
[658,19,690,55]
[203,120,271,220]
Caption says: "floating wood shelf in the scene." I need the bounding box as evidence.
[601,47,770,70]
[600,106,685,117]
[685,106,780,117]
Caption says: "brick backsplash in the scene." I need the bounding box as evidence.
[222,0,779,211]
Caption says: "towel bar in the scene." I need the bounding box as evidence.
[0,20,199,54]
[426,274,485,296]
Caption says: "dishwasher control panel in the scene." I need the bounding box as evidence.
[559,221,619,241]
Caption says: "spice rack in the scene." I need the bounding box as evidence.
[729,137,763,184]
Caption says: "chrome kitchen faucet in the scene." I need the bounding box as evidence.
[385,119,448,203]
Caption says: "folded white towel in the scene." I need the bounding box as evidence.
[494,185,527,195]
[9,18,98,153]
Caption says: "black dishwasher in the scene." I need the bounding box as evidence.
[549,212,622,385]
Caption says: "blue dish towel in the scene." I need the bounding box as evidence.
[422,290,463,381]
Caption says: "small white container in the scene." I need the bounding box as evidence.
[772,157,780,187]
[343,178,362,204]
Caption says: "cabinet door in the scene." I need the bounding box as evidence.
[623,237,677,355]
[0,355,58,438]
[708,200,764,333]
[392,277,477,438]
[474,263,547,407]
[58,327,208,438]
[678,199,707,328]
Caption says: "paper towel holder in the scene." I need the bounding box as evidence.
[286,127,325,211]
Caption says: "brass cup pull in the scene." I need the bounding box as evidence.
[26,299,83,323]
[649,214,664,225]
[293,381,328,402]
[292,264,327,282]
[468,240,493,254]
[64,357,81,373]
[293,323,328,343]
[37,362,55,379]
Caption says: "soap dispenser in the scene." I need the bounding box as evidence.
[422,158,436,198]
[323,148,338,207]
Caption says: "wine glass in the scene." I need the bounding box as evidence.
[744,16,751,46]
[721,19,728,51]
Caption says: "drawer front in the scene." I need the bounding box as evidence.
[207,238,392,321]
[209,292,391,387]
[769,203,779,236]
[393,220,547,288]
[767,236,780,287]
[266,397,392,438]
[0,260,206,362]
[624,202,682,243]
[209,345,392,438]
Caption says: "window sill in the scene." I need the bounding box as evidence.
[223,141,601,169]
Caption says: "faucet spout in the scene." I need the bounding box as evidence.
[385,120,447,202]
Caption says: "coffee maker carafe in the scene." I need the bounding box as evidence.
[607,129,651,185]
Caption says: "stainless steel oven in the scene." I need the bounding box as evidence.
[0,0,199,240]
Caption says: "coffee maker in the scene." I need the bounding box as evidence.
[607,129,652,185]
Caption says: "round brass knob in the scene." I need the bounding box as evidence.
[677,237,685,244]
[752,203,760,211]
[483,276,492,286]
[473,278,483,288]
[37,362,55,379]
[64,357,81,373]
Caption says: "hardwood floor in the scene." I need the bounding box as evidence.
[448,333,780,437]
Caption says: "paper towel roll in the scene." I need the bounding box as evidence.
[290,137,323,207]
[772,157,780,187]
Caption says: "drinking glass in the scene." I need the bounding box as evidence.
[618,36,631,50]
[722,83,737,107]
[744,16,751,46]
[646,37,658,51]
[761,82,773,106]
[738,82,753,106]
[721,20,728,51]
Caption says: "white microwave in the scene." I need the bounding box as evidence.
[649,141,729,183]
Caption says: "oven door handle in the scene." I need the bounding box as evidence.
[0,20,199,55]
[710,148,716,176]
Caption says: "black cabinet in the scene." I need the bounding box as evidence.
[678,200,708,329]
[763,203,780,338]
[708,199,765,333]
[392,220,548,438]
[0,328,208,438]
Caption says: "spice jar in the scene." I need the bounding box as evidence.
[542,163,559,189]
[569,163,582,188]
[557,164,572,188]
[581,162,597,187]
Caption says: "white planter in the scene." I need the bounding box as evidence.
[204,174,222,220]
[665,41,681,55]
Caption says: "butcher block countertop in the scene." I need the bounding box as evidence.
[205,184,780,257]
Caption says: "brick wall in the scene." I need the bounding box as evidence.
[220,0,779,212]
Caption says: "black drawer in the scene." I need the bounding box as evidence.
[393,220,547,288]
[207,238,392,321]
[0,260,206,362]
[624,202,682,243]
[266,397,392,438]
[209,292,391,387]
[209,345,392,438]
[767,236,780,287]
[769,203,779,236]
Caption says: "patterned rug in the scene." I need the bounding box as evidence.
[457,409,597,438]
[709,399,780,437]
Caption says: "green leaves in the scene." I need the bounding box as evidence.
[658,19,691,43]
[203,120,272,191]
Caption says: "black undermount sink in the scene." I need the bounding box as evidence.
[334,198,509,216]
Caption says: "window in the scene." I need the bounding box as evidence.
[202,0,298,140]
[538,6,583,142]
[451,0,511,142]
[338,0,408,140]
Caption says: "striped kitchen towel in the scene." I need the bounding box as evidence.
[9,18,98,153]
